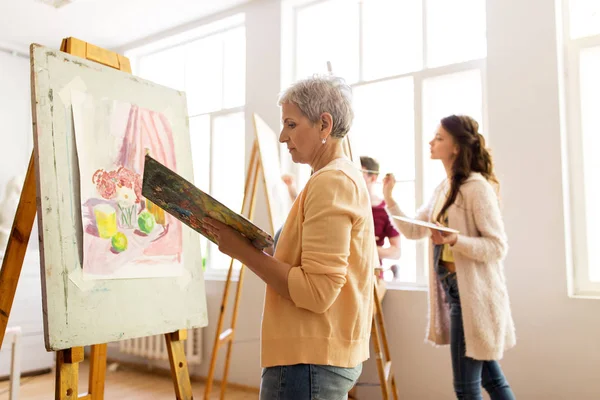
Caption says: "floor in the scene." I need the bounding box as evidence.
[0,361,258,399]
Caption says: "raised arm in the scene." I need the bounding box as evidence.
[451,181,508,263]
[382,173,438,240]
[287,170,357,314]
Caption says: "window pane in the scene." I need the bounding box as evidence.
[189,115,210,270]
[426,0,486,67]
[223,26,246,109]
[296,0,359,82]
[351,78,416,283]
[422,70,483,200]
[383,182,417,283]
[569,0,600,39]
[138,46,185,91]
[190,115,211,192]
[579,46,600,281]
[209,112,245,269]
[351,78,415,182]
[362,0,423,79]
[185,34,223,116]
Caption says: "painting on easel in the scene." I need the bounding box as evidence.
[71,90,183,280]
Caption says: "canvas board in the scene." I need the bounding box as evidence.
[252,113,292,233]
[30,44,208,351]
[391,215,459,233]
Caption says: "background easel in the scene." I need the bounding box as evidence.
[204,112,285,399]
[326,60,398,400]
[0,37,194,400]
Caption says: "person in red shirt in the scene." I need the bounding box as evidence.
[360,156,401,270]
[280,157,401,274]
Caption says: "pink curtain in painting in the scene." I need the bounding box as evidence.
[118,105,182,258]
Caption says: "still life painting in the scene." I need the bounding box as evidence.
[72,90,183,280]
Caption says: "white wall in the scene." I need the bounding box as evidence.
[0,51,31,198]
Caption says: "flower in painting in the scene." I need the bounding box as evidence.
[92,166,142,203]
[116,186,136,207]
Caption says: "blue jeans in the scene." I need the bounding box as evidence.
[260,363,362,400]
[439,265,515,400]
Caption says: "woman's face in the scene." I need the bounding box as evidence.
[279,102,324,165]
[429,125,458,163]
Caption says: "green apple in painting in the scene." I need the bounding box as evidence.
[138,210,156,234]
[111,232,128,253]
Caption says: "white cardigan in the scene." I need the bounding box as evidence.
[387,173,516,360]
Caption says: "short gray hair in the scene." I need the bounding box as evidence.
[278,74,354,139]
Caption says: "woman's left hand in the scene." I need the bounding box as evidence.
[430,226,458,246]
[201,218,255,261]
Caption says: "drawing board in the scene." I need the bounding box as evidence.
[252,113,292,233]
[30,44,208,350]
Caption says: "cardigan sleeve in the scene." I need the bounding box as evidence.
[386,184,441,240]
[287,170,357,314]
[452,181,508,263]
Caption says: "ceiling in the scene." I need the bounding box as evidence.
[0,0,252,54]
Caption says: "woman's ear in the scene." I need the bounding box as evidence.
[320,112,333,138]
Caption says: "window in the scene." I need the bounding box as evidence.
[285,0,486,287]
[127,15,246,276]
[562,0,600,296]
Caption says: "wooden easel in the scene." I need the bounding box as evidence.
[204,141,262,399]
[369,281,399,400]
[0,37,193,400]
[326,60,398,400]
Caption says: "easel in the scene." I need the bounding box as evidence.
[325,61,398,400]
[0,37,193,400]
[204,141,262,400]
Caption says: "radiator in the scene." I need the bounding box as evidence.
[119,328,202,365]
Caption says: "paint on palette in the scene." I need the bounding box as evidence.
[142,155,273,250]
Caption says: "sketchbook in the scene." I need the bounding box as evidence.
[391,215,459,234]
[142,155,274,250]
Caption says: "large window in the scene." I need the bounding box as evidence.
[127,15,246,275]
[285,0,486,286]
[562,0,600,296]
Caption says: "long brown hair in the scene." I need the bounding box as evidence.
[436,115,499,223]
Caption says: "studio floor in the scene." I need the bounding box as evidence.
[0,360,257,399]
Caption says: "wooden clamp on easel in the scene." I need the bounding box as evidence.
[0,37,194,400]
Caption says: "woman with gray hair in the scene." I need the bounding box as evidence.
[202,75,377,399]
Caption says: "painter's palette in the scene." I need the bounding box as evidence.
[142,155,274,250]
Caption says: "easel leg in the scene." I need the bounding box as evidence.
[165,330,193,400]
[204,144,260,400]
[0,153,36,346]
[87,344,107,399]
[219,265,245,400]
[372,284,399,400]
[56,347,84,400]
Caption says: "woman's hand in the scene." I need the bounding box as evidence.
[201,218,256,262]
[281,174,298,201]
[430,225,458,246]
[382,173,396,203]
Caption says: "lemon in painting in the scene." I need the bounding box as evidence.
[138,210,156,234]
[111,232,128,253]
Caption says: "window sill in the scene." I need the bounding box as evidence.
[382,280,428,292]
[569,292,600,300]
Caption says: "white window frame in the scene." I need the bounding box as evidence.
[283,0,487,289]
[560,0,600,297]
[125,14,247,280]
